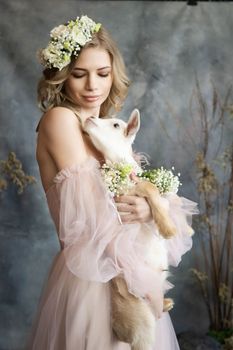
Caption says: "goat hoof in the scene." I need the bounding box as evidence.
[163,298,174,312]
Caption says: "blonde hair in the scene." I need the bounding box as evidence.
[37,26,130,117]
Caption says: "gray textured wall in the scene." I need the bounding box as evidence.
[0,1,233,349]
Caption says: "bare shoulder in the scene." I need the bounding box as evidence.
[38,106,87,171]
[39,106,80,136]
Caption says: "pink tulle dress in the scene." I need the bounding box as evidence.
[25,156,198,350]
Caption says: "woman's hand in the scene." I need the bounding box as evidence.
[114,195,152,224]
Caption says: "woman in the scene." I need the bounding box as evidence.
[26,15,197,349]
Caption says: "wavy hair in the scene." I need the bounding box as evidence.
[37,26,130,117]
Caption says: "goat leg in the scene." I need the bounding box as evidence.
[129,181,177,238]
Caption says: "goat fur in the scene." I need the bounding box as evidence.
[83,109,176,350]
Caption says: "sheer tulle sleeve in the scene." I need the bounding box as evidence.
[162,192,199,266]
[51,158,167,309]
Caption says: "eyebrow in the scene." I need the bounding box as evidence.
[73,66,111,71]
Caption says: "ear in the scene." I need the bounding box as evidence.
[126,109,140,137]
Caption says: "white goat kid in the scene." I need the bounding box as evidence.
[83,109,176,350]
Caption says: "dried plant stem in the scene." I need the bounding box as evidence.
[224,149,233,322]
[0,152,36,194]
[214,87,232,159]
[192,81,233,330]
[198,80,220,327]
[162,77,233,331]
[194,236,214,322]
[205,193,221,328]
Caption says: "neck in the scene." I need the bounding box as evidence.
[78,107,100,123]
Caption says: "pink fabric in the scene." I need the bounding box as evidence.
[25,156,198,350]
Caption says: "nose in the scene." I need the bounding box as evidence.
[86,74,98,91]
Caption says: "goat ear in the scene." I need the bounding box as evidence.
[126,109,140,137]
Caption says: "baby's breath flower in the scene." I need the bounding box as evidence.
[100,161,182,196]
[138,167,181,194]
[100,162,135,196]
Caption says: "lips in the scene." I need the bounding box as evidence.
[83,95,100,102]
[83,95,100,98]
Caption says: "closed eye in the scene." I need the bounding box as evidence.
[113,123,120,128]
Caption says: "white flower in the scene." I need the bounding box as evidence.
[71,28,88,46]
[50,25,69,40]
[80,15,96,29]
[43,46,59,64]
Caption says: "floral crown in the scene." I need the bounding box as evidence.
[38,15,101,71]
